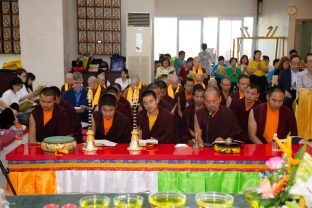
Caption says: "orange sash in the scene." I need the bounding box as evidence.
[263,104,279,143]
[43,108,53,126]
[185,92,192,101]
[103,116,113,135]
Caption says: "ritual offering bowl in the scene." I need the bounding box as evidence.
[213,138,241,154]
[148,192,186,208]
[79,195,110,208]
[114,194,143,208]
[195,192,234,208]
[41,136,77,153]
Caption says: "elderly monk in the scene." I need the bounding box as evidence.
[167,75,182,99]
[92,94,131,143]
[229,84,261,143]
[181,84,205,143]
[226,74,250,107]
[194,87,242,145]
[105,86,132,124]
[61,72,73,95]
[122,76,142,104]
[87,76,105,110]
[50,86,83,143]
[138,90,179,143]
[248,87,297,144]
[29,87,71,143]
[207,78,218,89]
[62,72,88,122]
[220,77,231,106]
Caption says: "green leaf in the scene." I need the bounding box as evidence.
[259,199,274,207]
[288,144,307,184]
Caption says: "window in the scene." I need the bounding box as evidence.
[154,18,177,60]
[203,18,218,62]
[242,17,254,58]
[178,20,201,58]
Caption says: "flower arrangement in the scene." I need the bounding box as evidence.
[247,135,311,208]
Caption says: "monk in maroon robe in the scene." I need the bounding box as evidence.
[181,84,205,143]
[50,86,83,143]
[173,78,194,117]
[138,90,179,144]
[229,84,261,143]
[144,83,173,112]
[29,87,72,143]
[220,77,231,106]
[194,87,242,145]
[106,86,132,124]
[156,80,175,107]
[248,87,297,144]
[227,74,250,107]
[92,94,131,143]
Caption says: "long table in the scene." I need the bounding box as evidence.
[6,144,308,195]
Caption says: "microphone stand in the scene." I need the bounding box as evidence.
[204,111,213,147]
[0,160,16,195]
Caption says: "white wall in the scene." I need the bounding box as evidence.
[257,0,291,60]
[155,0,256,17]
[19,0,65,88]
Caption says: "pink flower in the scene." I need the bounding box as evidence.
[265,157,283,170]
[257,179,275,199]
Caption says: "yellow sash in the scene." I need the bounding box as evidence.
[92,85,102,108]
[192,66,203,74]
[65,83,69,91]
[167,85,180,98]
[147,111,159,131]
[126,87,140,103]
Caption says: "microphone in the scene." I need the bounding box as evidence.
[204,108,214,147]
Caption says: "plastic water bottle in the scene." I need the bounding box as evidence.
[15,123,23,140]
[272,133,278,153]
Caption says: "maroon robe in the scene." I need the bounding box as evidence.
[31,104,72,142]
[93,110,131,143]
[181,104,203,143]
[138,107,179,144]
[196,106,242,143]
[229,98,261,143]
[220,91,230,106]
[164,94,175,107]
[117,97,133,124]
[229,91,240,101]
[60,101,83,143]
[252,103,298,144]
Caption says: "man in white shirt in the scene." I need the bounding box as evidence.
[297,53,312,95]
[1,77,24,106]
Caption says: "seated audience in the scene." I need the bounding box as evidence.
[122,77,142,104]
[267,59,280,88]
[50,86,82,143]
[278,55,301,109]
[92,94,131,143]
[179,57,193,82]
[239,55,249,75]
[146,83,172,112]
[211,56,228,87]
[297,53,312,95]
[167,75,182,99]
[62,72,88,122]
[87,76,105,109]
[138,90,179,143]
[115,68,131,91]
[248,87,297,144]
[194,87,242,145]
[97,70,111,89]
[155,56,175,80]
[16,68,36,102]
[229,84,261,143]
[156,80,174,106]
[2,77,24,106]
[199,43,212,73]
[247,50,268,102]
[29,87,72,143]
[25,72,36,93]
[225,57,242,88]
[181,84,205,143]
[190,56,206,75]
[61,72,73,94]
[0,107,17,129]
[173,78,194,118]
[174,51,186,75]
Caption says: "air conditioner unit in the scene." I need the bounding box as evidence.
[126,12,152,84]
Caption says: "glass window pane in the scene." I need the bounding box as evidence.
[242,17,254,59]
[219,20,242,60]
[179,20,201,58]
[154,18,177,60]
[203,18,218,63]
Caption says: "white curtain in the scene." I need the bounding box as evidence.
[56,170,158,194]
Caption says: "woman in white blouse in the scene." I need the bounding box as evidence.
[115,68,131,91]
[1,77,24,106]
